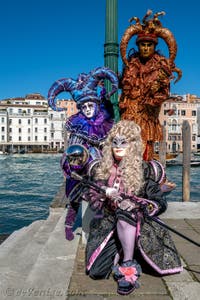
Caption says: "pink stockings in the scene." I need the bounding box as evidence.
[116,219,136,262]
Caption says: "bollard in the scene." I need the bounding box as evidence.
[182,120,191,201]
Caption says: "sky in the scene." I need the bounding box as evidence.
[0,0,199,100]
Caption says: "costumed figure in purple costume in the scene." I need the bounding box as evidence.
[84,120,182,295]
[48,67,118,240]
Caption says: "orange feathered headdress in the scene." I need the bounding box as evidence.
[120,10,182,83]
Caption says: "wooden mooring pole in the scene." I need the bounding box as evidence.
[182,120,191,202]
[159,126,167,168]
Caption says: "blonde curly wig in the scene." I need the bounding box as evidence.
[95,120,144,195]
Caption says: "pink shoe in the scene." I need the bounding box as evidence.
[112,260,142,295]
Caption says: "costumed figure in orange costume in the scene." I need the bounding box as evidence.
[119,10,182,161]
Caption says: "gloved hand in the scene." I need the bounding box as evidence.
[119,199,138,212]
[140,202,156,216]
[102,186,118,198]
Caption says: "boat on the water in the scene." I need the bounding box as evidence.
[166,160,200,167]
[194,152,200,157]
[166,153,200,167]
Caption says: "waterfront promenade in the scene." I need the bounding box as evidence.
[0,184,200,300]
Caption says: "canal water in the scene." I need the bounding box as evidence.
[0,154,63,234]
[0,153,199,234]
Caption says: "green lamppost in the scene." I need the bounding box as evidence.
[104,0,120,121]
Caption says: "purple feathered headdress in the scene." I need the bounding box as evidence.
[47,67,118,111]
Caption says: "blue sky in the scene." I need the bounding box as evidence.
[0,0,199,99]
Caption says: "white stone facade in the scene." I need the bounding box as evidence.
[0,93,77,153]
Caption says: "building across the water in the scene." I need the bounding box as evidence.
[1,92,200,154]
[0,93,78,153]
[159,93,200,154]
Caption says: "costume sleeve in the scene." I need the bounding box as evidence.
[82,180,107,211]
[120,66,139,99]
[144,179,168,215]
[141,57,172,106]
[60,153,71,177]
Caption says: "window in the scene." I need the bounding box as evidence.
[28,128,31,133]
[18,119,22,124]
[172,123,177,131]
[172,120,177,131]
[44,128,47,133]
[44,136,47,141]
[192,135,196,141]
[28,119,31,125]
[35,128,38,133]
[19,136,21,141]
[192,110,196,116]
[51,133,54,138]
[192,124,196,132]
[35,136,38,141]
[9,119,12,124]
[35,118,38,124]
[1,117,5,123]
[18,109,22,114]
[44,118,47,124]
[9,136,12,141]
[28,136,31,141]
[19,128,22,133]
[1,127,5,132]
[181,110,186,116]
[9,128,12,133]
[1,135,5,141]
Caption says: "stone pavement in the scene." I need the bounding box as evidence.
[0,199,199,300]
[67,203,200,300]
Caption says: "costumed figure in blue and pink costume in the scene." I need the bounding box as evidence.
[48,67,118,240]
[83,120,182,295]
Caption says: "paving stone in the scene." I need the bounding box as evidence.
[175,242,200,266]
[67,295,172,300]
[167,282,200,300]
[164,266,193,282]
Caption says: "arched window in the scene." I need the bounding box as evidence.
[172,119,177,131]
